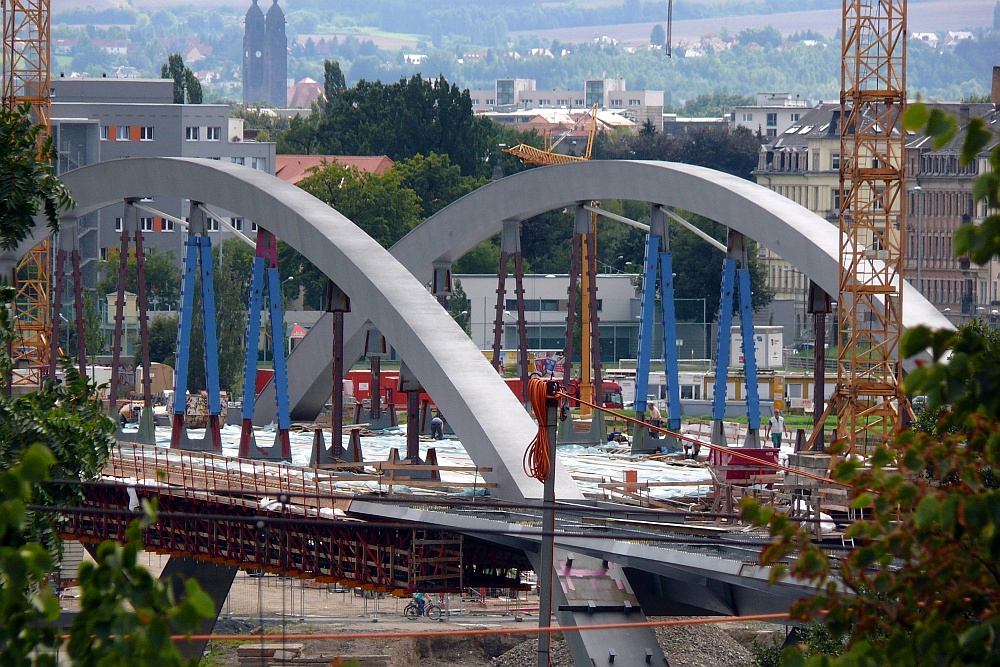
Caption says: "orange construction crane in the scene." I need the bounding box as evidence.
[826,0,908,455]
[3,0,53,387]
[503,103,599,166]
[504,104,603,413]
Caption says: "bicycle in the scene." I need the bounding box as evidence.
[403,599,443,620]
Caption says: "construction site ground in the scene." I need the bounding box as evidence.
[58,551,785,667]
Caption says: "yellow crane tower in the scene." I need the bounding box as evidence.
[504,105,603,414]
[2,0,53,387]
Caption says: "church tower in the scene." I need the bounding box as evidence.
[242,0,266,104]
[243,0,287,106]
[264,0,288,107]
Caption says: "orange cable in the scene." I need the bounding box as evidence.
[524,377,553,481]
[559,391,850,488]
[171,612,792,642]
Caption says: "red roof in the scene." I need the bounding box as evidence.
[274,155,395,184]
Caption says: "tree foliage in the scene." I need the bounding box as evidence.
[0,104,73,250]
[160,53,202,104]
[295,159,423,248]
[98,248,182,310]
[740,103,1000,666]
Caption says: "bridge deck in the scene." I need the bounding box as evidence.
[61,444,528,593]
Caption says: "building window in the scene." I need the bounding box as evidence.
[185,126,200,141]
[766,112,778,127]
[100,248,109,261]
[628,99,640,106]
[252,157,266,171]
[766,128,777,138]
[790,113,800,122]
[231,156,245,165]
[114,217,123,232]
[471,98,480,105]
[206,126,221,141]
[610,99,623,107]
[207,218,219,232]
[574,99,584,106]
[140,126,154,141]
[250,222,258,232]
[163,218,174,232]
[100,125,109,140]
[539,99,550,106]
[742,113,753,122]
[231,217,244,231]
[831,152,840,170]
[139,217,154,232]
[486,98,495,105]
[116,125,130,141]
[557,99,568,106]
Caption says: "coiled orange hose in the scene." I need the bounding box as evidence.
[524,377,554,482]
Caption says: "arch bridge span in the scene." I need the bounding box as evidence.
[59,158,950,504]
[260,159,949,424]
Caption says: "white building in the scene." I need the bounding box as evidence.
[729,92,812,138]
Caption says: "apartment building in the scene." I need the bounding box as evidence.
[753,99,999,328]
[469,77,665,132]
[50,77,276,288]
[730,92,811,138]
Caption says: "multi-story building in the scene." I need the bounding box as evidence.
[730,92,811,139]
[456,273,710,363]
[50,77,276,288]
[469,77,665,132]
[753,97,999,329]
[905,102,998,320]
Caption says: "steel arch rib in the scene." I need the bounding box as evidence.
[257,159,950,425]
[58,157,573,502]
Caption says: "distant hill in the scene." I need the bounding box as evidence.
[512,0,995,47]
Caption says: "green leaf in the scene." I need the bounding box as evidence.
[183,579,215,619]
[926,109,958,149]
[902,104,930,132]
[901,326,932,359]
[914,496,939,529]
[962,118,991,166]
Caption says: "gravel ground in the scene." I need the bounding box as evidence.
[489,620,763,667]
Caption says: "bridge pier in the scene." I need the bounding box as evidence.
[161,558,239,662]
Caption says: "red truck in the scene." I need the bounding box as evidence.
[503,377,624,409]
[277,369,622,411]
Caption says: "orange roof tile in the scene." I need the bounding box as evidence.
[274,155,395,184]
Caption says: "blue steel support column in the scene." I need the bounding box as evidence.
[199,236,223,451]
[200,237,221,413]
[659,251,681,432]
[241,258,266,421]
[738,268,761,432]
[238,257,266,457]
[629,233,660,452]
[634,234,659,417]
[170,237,200,448]
[709,258,737,452]
[267,266,292,436]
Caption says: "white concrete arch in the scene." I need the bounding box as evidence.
[59,157,573,502]
[261,159,950,423]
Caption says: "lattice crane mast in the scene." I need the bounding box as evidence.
[833,0,908,455]
[2,0,53,386]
